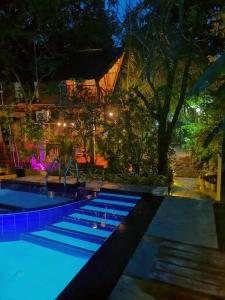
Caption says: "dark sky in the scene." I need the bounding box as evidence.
[118,0,139,20]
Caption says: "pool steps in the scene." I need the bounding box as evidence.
[72,208,124,222]
[63,216,115,232]
[22,232,95,258]
[68,212,120,226]
[21,192,142,257]
[92,198,136,207]
[47,225,104,244]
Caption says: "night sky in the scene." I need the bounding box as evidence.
[118,0,140,20]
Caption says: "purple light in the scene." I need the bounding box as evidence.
[30,155,46,171]
[40,144,45,164]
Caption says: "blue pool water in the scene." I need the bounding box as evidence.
[0,189,70,209]
[0,240,89,300]
[0,186,141,299]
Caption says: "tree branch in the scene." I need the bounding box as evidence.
[170,58,191,130]
[133,86,158,119]
[146,70,162,111]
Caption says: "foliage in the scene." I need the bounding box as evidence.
[121,0,225,175]
[189,52,225,98]
[22,114,44,144]
[176,92,224,176]
[0,105,15,141]
[0,0,118,83]
[79,165,169,187]
[97,84,158,177]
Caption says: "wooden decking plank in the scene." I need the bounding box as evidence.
[144,279,221,300]
[149,270,225,298]
[155,260,225,286]
[157,252,225,275]
[159,247,225,270]
[148,240,225,299]
[161,241,225,263]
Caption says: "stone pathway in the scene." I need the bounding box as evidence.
[171,177,212,200]
[152,176,212,201]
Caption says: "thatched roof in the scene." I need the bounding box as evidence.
[53,47,123,81]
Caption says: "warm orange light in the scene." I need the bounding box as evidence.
[63,123,67,127]
[57,122,61,126]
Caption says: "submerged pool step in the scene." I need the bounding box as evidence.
[91,198,136,208]
[69,213,120,227]
[22,231,97,258]
[52,221,111,238]
[98,192,142,201]
[47,225,104,245]
[81,205,129,217]
[73,208,124,222]
[85,201,131,213]
[64,216,115,232]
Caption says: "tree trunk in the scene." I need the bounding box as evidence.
[157,129,171,175]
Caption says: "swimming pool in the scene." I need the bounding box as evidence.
[0,183,146,299]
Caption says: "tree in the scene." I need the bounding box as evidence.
[123,0,225,175]
[0,0,118,84]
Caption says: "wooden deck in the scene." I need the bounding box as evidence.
[147,240,225,300]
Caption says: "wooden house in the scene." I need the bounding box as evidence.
[0,47,124,168]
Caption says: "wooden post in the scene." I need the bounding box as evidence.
[220,116,225,202]
[90,123,96,165]
[216,154,221,201]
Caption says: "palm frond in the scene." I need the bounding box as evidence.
[189,52,225,96]
[202,122,223,148]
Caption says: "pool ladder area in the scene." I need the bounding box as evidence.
[21,192,142,258]
[45,158,79,188]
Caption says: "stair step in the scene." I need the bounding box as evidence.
[47,225,104,244]
[22,231,97,257]
[52,221,111,238]
[73,208,124,222]
[64,216,115,231]
[81,205,129,216]
[68,213,120,227]
[91,198,135,207]
[98,192,141,200]
[86,201,131,212]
